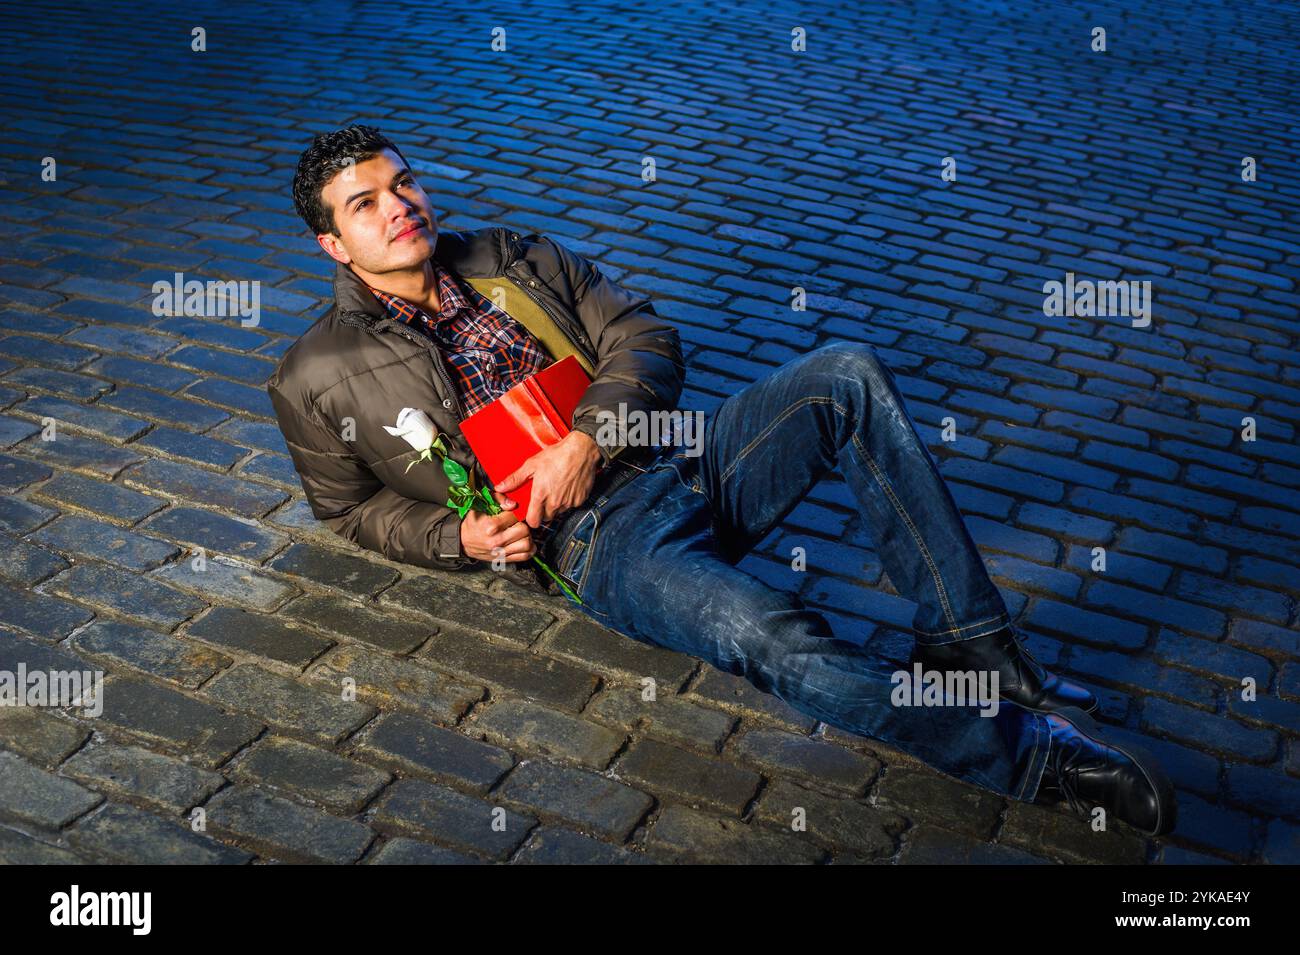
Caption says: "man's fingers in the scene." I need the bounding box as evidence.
[490,541,527,560]
[495,467,531,493]
[489,518,529,546]
[489,508,520,527]
[490,524,531,557]
[492,531,536,562]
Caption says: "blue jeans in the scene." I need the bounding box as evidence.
[538,341,1052,802]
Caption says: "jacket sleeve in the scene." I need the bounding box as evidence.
[540,236,686,464]
[267,384,475,571]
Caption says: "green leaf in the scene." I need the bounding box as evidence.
[442,457,468,486]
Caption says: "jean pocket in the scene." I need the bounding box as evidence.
[555,507,601,597]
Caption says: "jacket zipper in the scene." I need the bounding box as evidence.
[506,269,626,465]
[500,232,597,368]
[512,273,595,367]
[500,235,645,468]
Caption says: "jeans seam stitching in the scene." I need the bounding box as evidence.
[716,390,964,635]
[851,431,962,634]
[914,614,1009,639]
[718,395,837,489]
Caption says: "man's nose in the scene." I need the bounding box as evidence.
[383,191,418,219]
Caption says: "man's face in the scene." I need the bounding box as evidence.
[316,148,438,274]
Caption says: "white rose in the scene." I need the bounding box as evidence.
[383,407,437,451]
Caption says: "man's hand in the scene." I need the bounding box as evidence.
[494,431,603,528]
[460,491,536,563]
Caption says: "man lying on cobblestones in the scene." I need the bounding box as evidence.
[267,124,1176,838]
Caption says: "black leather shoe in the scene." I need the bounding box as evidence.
[909,625,1098,714]
[1038,706,1177,836]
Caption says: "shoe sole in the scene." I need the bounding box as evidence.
[1047,705,1177,837]
[1023,696,1099,715]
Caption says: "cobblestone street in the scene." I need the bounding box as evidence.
[1,0,1298,863]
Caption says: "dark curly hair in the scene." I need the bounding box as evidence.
[291,124,409,236]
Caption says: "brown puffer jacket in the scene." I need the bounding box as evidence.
[266,225,685,585]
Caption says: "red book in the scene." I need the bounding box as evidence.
[457,354,593,520]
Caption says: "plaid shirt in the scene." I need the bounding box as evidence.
[366,261,552,417]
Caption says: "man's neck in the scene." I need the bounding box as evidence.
[354,257,441,314]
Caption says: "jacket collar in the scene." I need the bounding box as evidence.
[331,225,518,320]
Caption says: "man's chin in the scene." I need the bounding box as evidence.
[377,236,435,271]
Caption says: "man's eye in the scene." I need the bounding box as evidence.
[356,199,371,210]
[399,177,414,187]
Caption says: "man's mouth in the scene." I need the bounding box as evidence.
[392,221,427,241]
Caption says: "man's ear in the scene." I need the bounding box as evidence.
[318,232,351,265]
